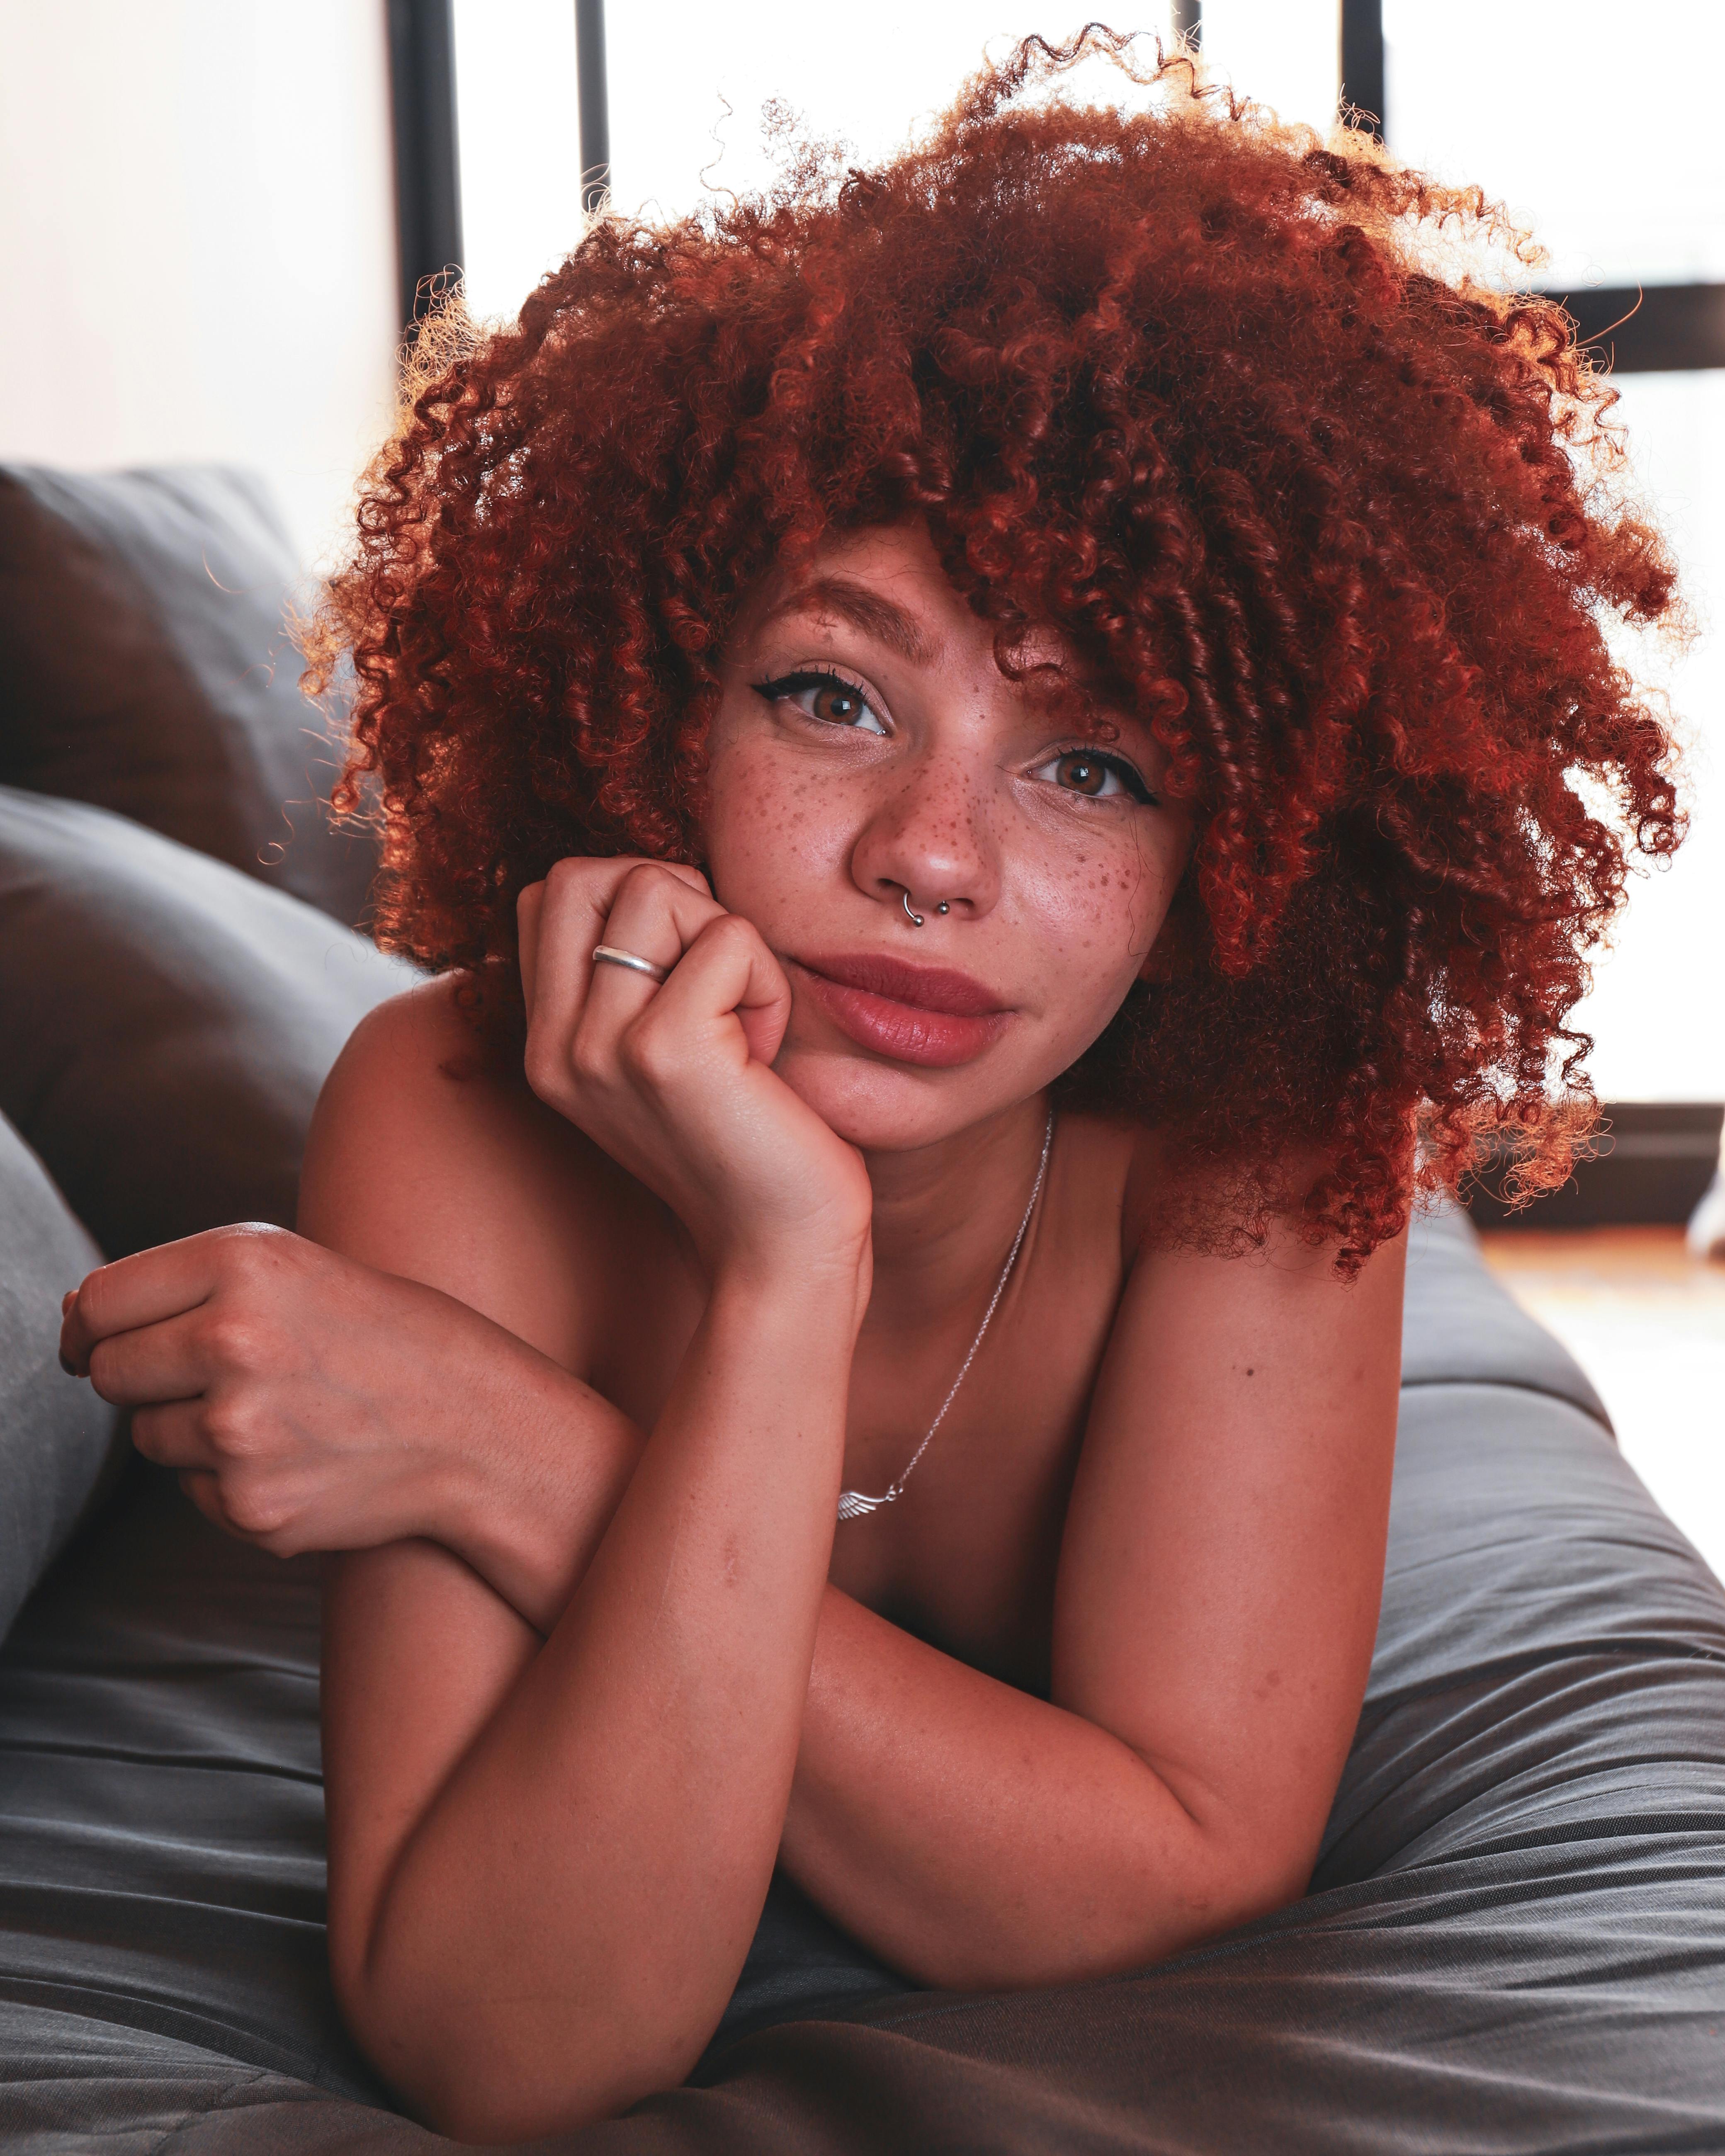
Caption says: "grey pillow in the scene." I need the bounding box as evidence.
[0,464,376,928]
[0,1112,125,1644]
[0,787,417,1259]
[1399,1199,1608,1426]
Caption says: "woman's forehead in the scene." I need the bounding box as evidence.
[740,522,1094,680]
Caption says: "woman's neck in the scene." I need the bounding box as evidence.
[857,1093,1052,1338]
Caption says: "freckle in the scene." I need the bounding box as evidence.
[1245,1367,1255,1377]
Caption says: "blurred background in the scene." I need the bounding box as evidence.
[1,0,1718,1550]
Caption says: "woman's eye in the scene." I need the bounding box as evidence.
[755,670,888,736]
[1034,749,1152,803]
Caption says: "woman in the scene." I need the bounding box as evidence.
[60,32,1681,2141]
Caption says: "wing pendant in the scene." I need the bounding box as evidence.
[836,1488,894,1522]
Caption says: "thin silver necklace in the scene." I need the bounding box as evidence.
[837,1106,1055,1524]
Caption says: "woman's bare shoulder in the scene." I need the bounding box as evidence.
[1114,1123,1399,1281]
[299,974,637,1371]
[1056,1112,1178,1272]
[307,971,547,1181]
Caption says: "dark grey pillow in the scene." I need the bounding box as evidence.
[1399,1199,1608,1425]
[0,464,376,927]
[0,787,417,1259]
[0,1112,125,1644]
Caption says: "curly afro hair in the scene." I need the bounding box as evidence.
[313,28,1684,1267]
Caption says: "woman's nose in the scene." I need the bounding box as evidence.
[849,754,1000,924]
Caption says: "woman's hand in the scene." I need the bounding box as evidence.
[58,1224,634,1593]
[517,858,872,1290]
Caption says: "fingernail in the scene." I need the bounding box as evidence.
[61,1290,76,1316]
[58,1350,76,1377]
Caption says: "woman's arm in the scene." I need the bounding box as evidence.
[329,1264,858,2136]
[64,948,1402,2068]
[778,1212,1406,1990]
[316,863,873,2141]
[314,1102,1402,2008]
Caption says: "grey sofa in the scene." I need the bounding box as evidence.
[1,467,1722,2152]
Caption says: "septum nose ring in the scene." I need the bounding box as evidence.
[901,889,950,927]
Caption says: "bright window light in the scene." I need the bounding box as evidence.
[451,0,584,323]
[1380,0,1723,1102]
[1569,369,1724,1102]
[608,6,1037,225]
[454,7,1346,272]
[1385,0,1725,287]
[605,7,1236,229]
[1200,0,1340,136]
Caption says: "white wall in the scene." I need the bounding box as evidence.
[0,0,400,570]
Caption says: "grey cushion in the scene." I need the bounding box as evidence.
[1399,1199,1610,1424]
[0,464,375,927]
[0,787,415,1259]
[0,1114,124,1646]
[1,1211,1722,2150]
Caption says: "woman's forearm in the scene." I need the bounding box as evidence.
[780,1589,1312,1992]
[343,1258,862,2140]
[423,1355,645,1634]
[422,1395,1295,2000]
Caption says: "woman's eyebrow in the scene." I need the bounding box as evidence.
[758,577,941,667]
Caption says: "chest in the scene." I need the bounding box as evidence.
[588,1145,1134,1696]
[829,1238,1125,1691]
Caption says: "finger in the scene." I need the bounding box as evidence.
[635,911,794,1071]
[61,1226,284,1376]
[178,1468,228,1532]
[178,1463,294,1552]
[86,1306,217,1408]
[529,859,714,1072]
[134,1399,221,1472]
[582,863,729,1034]
[522,857,688,1061]
[518,859,709,1020]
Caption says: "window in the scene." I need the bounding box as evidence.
[1384,0,1725,290]
[1568,367,1723,1100]
[450,0,584,324]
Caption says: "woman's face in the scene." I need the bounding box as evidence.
[704,522,1193,1151]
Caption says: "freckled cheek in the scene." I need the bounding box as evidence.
[1016,831,1166,981]
[702,741,857,920]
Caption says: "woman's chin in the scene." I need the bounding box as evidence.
[773,1042,1015,1153]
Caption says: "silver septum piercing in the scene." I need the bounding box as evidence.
[901,890,950,927]
[591,944,671,984]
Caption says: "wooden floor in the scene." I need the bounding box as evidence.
[1478,1226,1725,1581]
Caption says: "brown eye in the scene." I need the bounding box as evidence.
[1056,753,1109,796]
[811,682,865,724]
[1033,748,1152,802]
[753,670,889,736]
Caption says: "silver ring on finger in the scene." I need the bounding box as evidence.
[592,944,671,985]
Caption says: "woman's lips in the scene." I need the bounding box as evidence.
[788,953,1013,1068]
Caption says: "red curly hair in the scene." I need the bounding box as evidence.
[316,29,1684,1266]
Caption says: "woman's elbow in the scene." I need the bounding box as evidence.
[1122,1815,1317,1961]
[332,1934,709,2144]
[1122,1830,1316,1974]
[925,1836,1314,1995]
[403,2052,649,2148]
